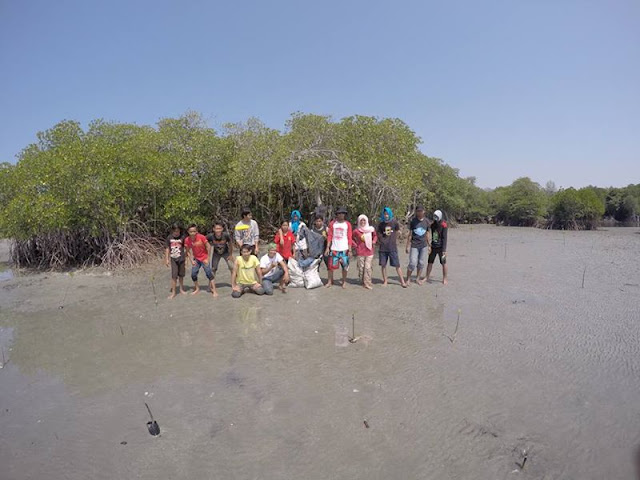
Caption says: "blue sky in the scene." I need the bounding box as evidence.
[1,0,638,188]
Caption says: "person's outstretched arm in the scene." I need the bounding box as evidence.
[442,225,448,253]
[231,261,238,289]
[405,224,412,254]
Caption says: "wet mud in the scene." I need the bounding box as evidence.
[1,227,639,479]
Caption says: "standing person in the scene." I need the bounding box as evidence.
[290,210,302,236]
[184,224,216,296]
[231,244,265,298]
[165,223,187,299]
[353,214,377,290]
[405,206,431,285]
[377,207,407,288]
[426,209,448,285]
[259,243,290,295]
[207,221,234,279]
[324,206,353,289]
[312,215,328,270]
[274,220,295,261]
[234,207,260,255]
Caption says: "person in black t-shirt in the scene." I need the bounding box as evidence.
[426,209,448,285]
[207,221,234,279]
[405,205,431,285]
[165,223,187,299]
[376,207,407,288]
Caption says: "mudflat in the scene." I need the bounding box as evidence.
[1,226,639,479]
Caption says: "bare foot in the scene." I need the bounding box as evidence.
[179,289,187,295]
[211,290,219,298]
[191,289,200,295]
[382,281,388,287]
[168,292,176,299]
[325,282,333,288]
[364,285,373,290]
[417,278,425,285]
[341,281,347,289]
[443,279,448,285]
[401,283,408,288]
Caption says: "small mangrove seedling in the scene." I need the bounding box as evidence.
[581,266,586,289]
[442,309,461,343]
[151,276,158,309]
[363,420,370,429]
[349,313,359,343]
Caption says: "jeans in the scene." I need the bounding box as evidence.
[408,246,427,271]
[262,267,284,295]
[231,284,265,298]
[191,259,214,282]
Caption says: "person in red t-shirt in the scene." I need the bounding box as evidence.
[184,224,216,296]
[274,220,295,260]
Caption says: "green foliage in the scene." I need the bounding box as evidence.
[0,112,491,267]
[549,187,605,230]
[605,184,639,221]
[490,177,547,226]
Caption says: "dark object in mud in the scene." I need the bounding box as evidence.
[58,306,64,309]
[120,441,127,445]
[516,450,528,470]
[120,325,124,336]
[363,420,370,428]
[581,266,586,289]
[512,299,526,304]
[145,403,160,436]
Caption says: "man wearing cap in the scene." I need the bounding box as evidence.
[426,210,448,285]
[405,205,430,285]
[325,206,353,288]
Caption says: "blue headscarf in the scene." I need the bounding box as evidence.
[290,210,302,234]
[380,207,394,222]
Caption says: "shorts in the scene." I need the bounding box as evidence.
[171,259,185,279]
[211,252,233,275]
[328,250,349,271]
[428,248,446,265]
[379,250,400,268]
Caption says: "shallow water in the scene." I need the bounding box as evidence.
[1,226,639,479]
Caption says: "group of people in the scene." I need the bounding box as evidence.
[164,206,448,299]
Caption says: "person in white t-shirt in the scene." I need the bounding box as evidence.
[259,243,290,295]
[324,206,353,289]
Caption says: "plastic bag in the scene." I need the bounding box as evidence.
[287,258,304,288]
[303,259,323,289]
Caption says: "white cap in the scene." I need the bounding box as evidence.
[434,210,443,221]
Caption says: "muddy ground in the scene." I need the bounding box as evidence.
[1,226,639,480]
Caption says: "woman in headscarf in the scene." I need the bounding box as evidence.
[353,214,377,290]
[290,210,302,235]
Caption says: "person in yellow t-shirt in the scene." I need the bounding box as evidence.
[231,244,265,298]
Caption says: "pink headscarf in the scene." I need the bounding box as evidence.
[356,214,375,250]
